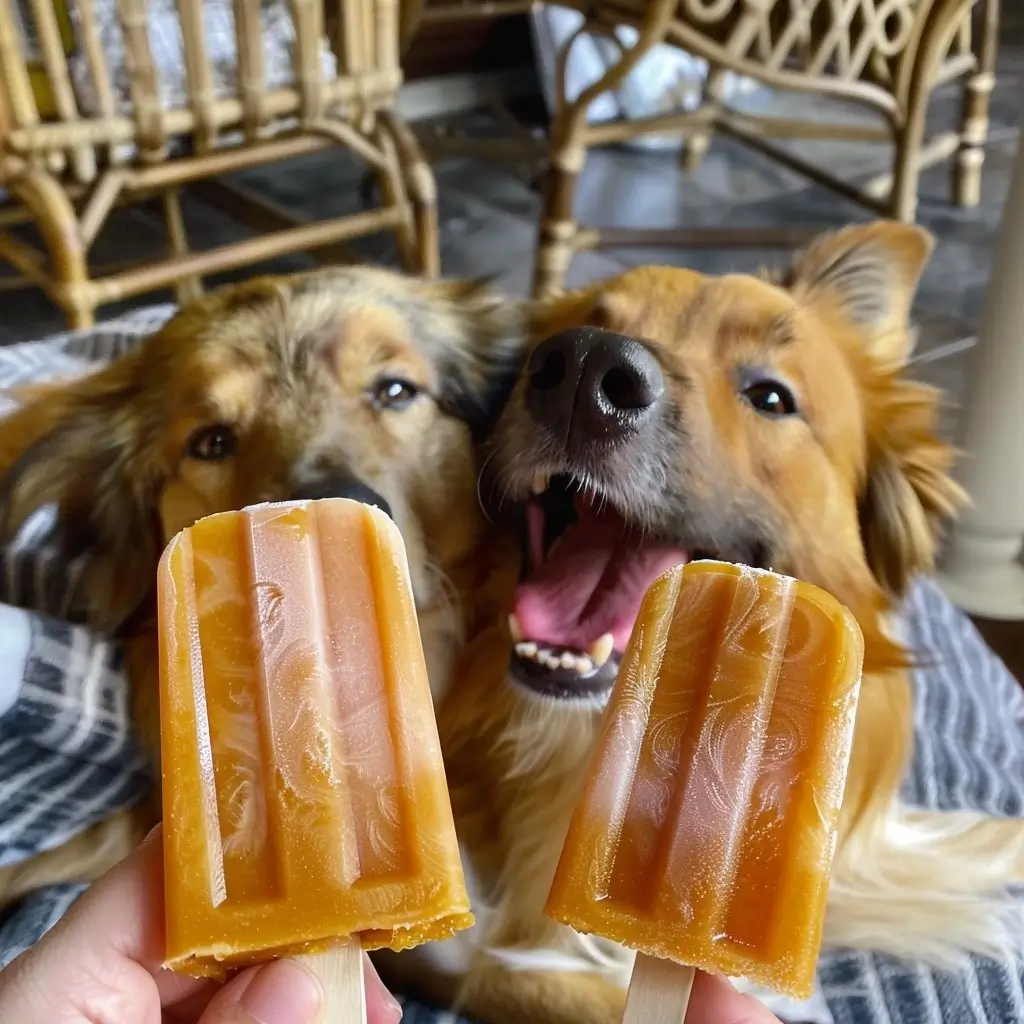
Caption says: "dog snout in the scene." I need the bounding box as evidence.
[525,328,665,448]
[290,474,393,519]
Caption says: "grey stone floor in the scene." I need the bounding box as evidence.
[1,12,1022,448]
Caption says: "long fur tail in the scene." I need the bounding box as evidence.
[826,803,1024,966]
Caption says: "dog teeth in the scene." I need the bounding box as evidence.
[508,613,524,642]
[514,642,601,677]
[531,471,550,495]
[575,654,595,674]
[587,633,614,669]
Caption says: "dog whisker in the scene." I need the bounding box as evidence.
[423,556,461,633]
[476,451,499,525]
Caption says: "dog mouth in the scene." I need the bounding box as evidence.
[507,472,746,702]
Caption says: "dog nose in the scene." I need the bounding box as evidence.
[525,328,665,446]
[290,475,393,519]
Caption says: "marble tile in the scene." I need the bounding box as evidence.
[434,182,630,294]
[434,156,540,221]
[231,147,371,213]
[913,135,1020,323]
[682,136,814,203]
[587,176,869,277]
[235,147,630,294]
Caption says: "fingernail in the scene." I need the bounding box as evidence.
[364,954,403,1021]
[241,959,323,1024]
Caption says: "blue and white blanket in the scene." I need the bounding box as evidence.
[0,313,1022,1023]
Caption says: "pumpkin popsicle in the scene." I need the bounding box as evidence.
[158,499,473,1017]
[545,561,864,1020]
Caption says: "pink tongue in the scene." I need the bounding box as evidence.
[514,515,686,652]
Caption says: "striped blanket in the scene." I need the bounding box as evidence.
[0,311,1022,1023]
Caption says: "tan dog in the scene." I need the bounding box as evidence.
[0,265,523,909]
[402,223,1024,1024]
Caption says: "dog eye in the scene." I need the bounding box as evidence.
[743,380,798,417]
[187,424,236,461]
[371,378,419,410]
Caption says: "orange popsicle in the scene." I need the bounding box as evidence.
[159,498,473,981]
[545,560,863,1005]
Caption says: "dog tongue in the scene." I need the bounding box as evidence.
[514,510,686,653]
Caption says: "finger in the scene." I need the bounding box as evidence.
[0,940,160,1024]
[364,954,403,1024]
[173,950,402,1024]
[0,826,212,1023]
[196,961,322,1024]
[684,971,783,1024]
[2,826,209,1012]
[63,825,210,1007]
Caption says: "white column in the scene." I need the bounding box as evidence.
[938,128,1024,620]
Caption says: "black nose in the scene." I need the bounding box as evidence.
[525,328,665,448]
[290,475,393,519]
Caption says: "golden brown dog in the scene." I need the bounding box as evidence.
[408,222,1024,1024]
[0,265,523,909]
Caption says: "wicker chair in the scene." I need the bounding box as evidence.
[532,0,999,296]
[0,0,438,327]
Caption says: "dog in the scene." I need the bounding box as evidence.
[0,265,523,909]
[403,222,1024,1024]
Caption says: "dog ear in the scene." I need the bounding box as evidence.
[788,223,962,595]
[427,277,528,441]
[785,221,934,368]
[858,377,967,597]
[0,354,160,633]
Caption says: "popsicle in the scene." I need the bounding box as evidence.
[158,499,473,1017]
[544,560,863,1020]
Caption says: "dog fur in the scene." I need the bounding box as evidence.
[406,222,1024,1024]
[1,232,1021,1024]
[0,265,523,909]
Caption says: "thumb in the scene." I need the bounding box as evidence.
[197,960,322,1024]
[685,970,783,1024]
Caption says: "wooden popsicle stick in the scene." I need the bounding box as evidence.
[296,936,366,1024]
[622,953,695,1024]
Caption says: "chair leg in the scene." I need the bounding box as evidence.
[377,110,439,277]
[682,66,724,173]
[162,189,202,304]
[373,117,419,274]
[682,128,712,174]
[66,305,95,329]
[890,24,947,221]
[952,0,999,208]
[532,147,581,299]
[532,27,594,298]
[532,0,676,296]
[891,127,922,223]
[891,1,988,222]
[12,168,95,328]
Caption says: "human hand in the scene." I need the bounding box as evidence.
[687,970,784,1023]
[0,827,402,1023]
